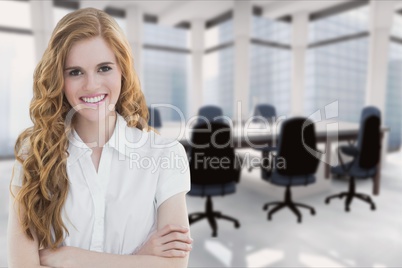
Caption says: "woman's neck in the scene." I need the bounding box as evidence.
[74,112,117,148]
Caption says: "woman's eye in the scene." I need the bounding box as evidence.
[69,70,82,76]
[99,66,112,72]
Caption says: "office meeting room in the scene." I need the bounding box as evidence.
[1,0,402,267]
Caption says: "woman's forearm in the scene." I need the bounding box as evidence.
[56,246,189,268]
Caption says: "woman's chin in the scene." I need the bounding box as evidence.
[75,109,115,124]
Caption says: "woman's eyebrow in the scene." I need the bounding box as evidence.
[64,62,115,70]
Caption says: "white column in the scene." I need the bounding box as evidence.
[190,19,204,117]
[30,1,54,63]
[233,0,252,120]
[126,6,144,86]
[365,1,396,111]
[290,12,309,116]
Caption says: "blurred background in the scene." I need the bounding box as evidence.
[1,0,402,267]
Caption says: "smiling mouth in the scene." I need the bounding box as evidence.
[80,94,107,104]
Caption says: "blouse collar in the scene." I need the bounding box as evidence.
[67,113,146,166]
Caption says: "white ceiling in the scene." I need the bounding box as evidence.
[87,0,400,26]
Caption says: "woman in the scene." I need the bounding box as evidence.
[7,8,192,268]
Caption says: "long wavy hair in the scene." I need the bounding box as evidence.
[13,8,149,249]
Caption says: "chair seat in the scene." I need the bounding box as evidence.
[263,171,315,186]
[188,182,236,196]
[331,161,377,178]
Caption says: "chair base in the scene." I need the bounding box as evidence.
[325,176,376,212]
[189,196,240,237]
[263,186,315,223]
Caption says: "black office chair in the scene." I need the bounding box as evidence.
[262,117,320,223]
[249,104,277,177]
[148,106,162,129]
[325,106,381,212]
[197,105,223,124]
[252,104,276,123]
[188,122,242,237]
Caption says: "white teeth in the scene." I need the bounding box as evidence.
[82,94,106,103]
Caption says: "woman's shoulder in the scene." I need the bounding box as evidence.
[117,114,185,157]
[126,127,185,156]
[15,137,31,161]
[12,138,31,187]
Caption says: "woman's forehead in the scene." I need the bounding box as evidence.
[65,36,117,67]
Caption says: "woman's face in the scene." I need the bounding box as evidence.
[63,36,122,123]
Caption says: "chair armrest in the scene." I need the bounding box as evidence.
[256,146,277,152]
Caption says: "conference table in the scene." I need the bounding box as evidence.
[159,119,389,196]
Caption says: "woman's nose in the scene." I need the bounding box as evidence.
[83,73,100,91]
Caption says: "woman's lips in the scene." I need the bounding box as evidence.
[80,94,107,105]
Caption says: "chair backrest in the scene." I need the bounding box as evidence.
[356,107,381,169]
[197,105,223,123]
[189,122,240,185]
[148,107,162,128]
[253,104,276,123]
[276,117,320,176]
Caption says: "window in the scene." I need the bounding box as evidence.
[0,1,34,157]
[305,38,368,122]
[385,13,402,151]
[144,22,189,49]
[305,5,369,122]
[143,23,189,121]
[249,16,291,117]
[203,19,234,117]
[309,5,369,43]
[251,15,290,44]
[204,47,234,117]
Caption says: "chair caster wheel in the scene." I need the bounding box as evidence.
[371,205,376,210]
[268,216,272,221]
[212,232,217,237]
[234,222,240,228]
[297,218,301,223]
[263,205,268,211]
[346,207,350,212]
[311,210,316,215]
[325,199,329,204]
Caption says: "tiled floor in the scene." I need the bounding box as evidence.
[1,152,401,267]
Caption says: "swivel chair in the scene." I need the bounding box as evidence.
[325,106,381,212]
[252,104,276,123]
[262,117,320,223]
[197,105,223,124]
[148,106,162,129]
[188,122,242,237]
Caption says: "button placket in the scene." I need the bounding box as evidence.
[80,152,106,252]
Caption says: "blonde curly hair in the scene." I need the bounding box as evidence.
[13,7,149,249]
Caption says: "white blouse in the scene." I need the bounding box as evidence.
[11,114,190,254]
